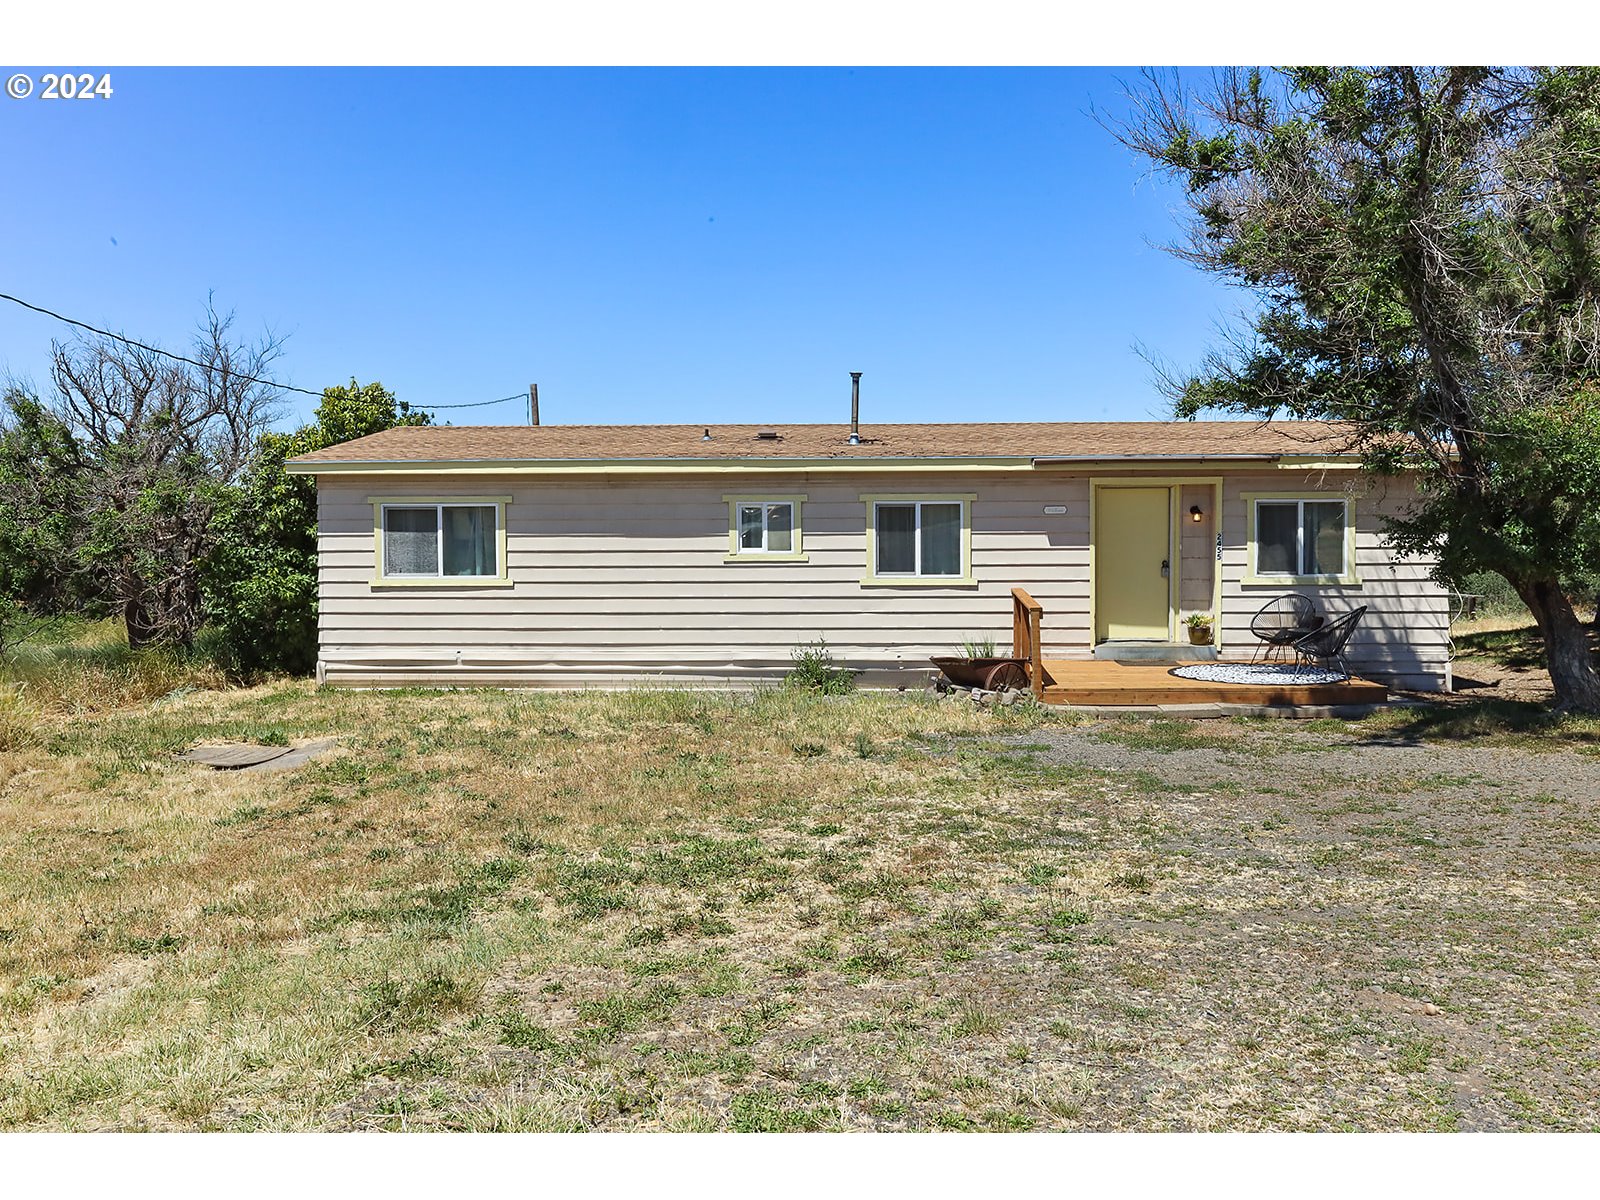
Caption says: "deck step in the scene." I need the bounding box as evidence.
[1039,659,1387,707]
[1091,641,1217,663]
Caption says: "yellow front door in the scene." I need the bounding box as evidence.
[1095,487,1171,641]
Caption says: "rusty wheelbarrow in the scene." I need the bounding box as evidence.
[929,656,1029,692]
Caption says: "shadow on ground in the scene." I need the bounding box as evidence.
[1354,698,1600,748]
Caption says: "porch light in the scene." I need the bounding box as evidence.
[1190,505,1204,523]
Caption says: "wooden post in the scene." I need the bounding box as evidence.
[1030,604,1043,698]
[529,383,540,426]
[1011,587,1045,699]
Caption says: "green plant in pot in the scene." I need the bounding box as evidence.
[930,634,1028,692]
[959,635,997,659]
[1185,612,1215,645]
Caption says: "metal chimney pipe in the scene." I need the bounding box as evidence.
[848,372,862,445]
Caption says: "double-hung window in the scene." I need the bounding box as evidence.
[1247,495,1355,583]
[862,495,974,584]
[723,495,806,561]
[371,497,510,584]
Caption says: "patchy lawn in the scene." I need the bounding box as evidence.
[1442,613,1600,707]
[2,684,1599,1130]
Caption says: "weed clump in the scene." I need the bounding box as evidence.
[361,968,480,1030]
[784,638,855,695]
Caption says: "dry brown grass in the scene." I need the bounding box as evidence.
[0,689,32,753]
[2,618,228,716]
[2,680,1598,1130]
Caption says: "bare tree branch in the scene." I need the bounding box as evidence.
[31,304,287,647]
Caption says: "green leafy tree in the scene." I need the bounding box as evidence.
[202,380,429,677]
[1112,66,1600,711]
[0,391,90,613]
[0,306,283,649]
[0,391,89,659]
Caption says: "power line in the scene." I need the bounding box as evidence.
[414,392,528,411]
[0,290,526,413]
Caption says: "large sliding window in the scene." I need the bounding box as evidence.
[370,497,511,585]
[861,495,974,585]
[1245,494,1356,584]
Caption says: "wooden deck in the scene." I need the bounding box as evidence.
[1006,587,1388,708]
[1037,659,1388,707]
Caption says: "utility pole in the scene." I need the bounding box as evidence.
[529,383,540,426]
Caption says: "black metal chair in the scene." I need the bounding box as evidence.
[1248,594,1322,663]
[1291,606,1367,680]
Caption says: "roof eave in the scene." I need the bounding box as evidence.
[284,454,1043,476]
[1030,453,1278,464]
[284,451,1368,475]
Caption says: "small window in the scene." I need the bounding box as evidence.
[737,502,794,554]
[1255,498,1347,578]
[724,495,806,561]
[872,499,966,578]
[380,503,499,578]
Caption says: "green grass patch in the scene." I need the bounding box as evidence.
[1357,700,1600,750]
[1089,717,1239,753]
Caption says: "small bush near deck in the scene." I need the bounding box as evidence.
[784,638,855,695]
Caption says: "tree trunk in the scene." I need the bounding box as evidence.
[123,595,156,650]
[1514,576,1600,713]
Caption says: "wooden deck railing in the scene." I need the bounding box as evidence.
[1011,587,1045,699]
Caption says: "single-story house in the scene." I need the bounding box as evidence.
[284,419,1452,693]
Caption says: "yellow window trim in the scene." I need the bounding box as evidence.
[859,576,978,589]
[368,495,512,586]
[370,578,517,590]
[859,493,975,587]
[722,494,807,562]
[1240,491,1361,586]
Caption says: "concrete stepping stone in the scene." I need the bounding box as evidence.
[179,738,337,771]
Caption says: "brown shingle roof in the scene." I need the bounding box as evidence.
[287,420,1363,469]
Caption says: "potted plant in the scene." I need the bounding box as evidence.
[930,635,1029,691]
[1185,612,1215,645]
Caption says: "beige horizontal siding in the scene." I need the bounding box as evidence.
[315,468,1449,690]
[1215,473,1449,682]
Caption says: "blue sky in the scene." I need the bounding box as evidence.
[0,67,1244,430]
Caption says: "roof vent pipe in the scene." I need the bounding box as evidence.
[848,372,862,445]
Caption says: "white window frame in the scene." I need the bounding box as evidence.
[368,495,513,588]
[722,494,807,562]
[1242,493,1359,586]
[859,493,975,587]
